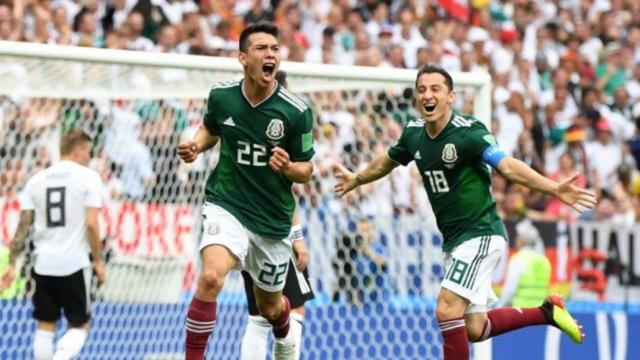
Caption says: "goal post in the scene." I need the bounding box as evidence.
[0,40,492,359]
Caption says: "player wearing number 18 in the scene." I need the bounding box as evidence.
[0,129,106,360]
[333,64,596,360]
[177,22,315,360]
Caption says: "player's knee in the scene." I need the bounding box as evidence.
[199,268,224,293]
[256,301,280,322]
[435,299,464,322]
[466,324,484,342]
[436,304,456,322]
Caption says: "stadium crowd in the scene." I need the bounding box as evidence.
[1,0,640,228]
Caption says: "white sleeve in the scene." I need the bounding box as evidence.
[85,171,104,208]
[18,177,36,210]
[499,257,524,306]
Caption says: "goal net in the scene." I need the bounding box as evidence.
[0,40,491,359]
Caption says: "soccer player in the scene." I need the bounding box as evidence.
[334,64,596,360]
[239,70,315,360]
[177,22,315,360]
[0,129,106,360]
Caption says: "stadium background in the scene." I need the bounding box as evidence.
[2,0,640,358]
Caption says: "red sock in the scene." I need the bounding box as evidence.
[479,307,547,340]
[185,297,217,360]
[269,296,291,339]
[439,317,469,360]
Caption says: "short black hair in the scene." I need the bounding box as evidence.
[275,70,288,89]
[239,22,279,52]
[415,64,454,91]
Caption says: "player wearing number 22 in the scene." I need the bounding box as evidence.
[0,130,106,360]
[334,64,596,360]
[177,22,314,360]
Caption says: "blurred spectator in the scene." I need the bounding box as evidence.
[331,217,389,305]
[498,220,551,307]
[72,9,103,47]
[545,124,590,182]
[392,7,427,69]
[124,11,154,51]
[586,119,623,192]
[596,42,627,98]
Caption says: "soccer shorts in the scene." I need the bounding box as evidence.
[441,235,506,314]
[32,268,91,327]
[200,202,293,292]
[242,251,315,316]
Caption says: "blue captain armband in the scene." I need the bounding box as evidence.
[482,145,507,169]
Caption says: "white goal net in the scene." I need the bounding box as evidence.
[0,40,491,359]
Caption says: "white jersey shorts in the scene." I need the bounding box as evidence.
[200,202,293,292]
[441,235,506,314]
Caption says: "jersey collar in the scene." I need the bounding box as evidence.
[425,111,454,139]
[240,79,279,108]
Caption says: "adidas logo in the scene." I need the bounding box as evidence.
[223,117,235,126]
[414,150,421,160]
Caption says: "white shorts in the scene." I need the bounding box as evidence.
[200,202,293,292]
[441,235,506,314]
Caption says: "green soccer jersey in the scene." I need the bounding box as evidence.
[203,80,315,239]
[388,111,505,252]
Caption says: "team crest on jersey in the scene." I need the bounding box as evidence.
[442,143,458,165]
[266,119,285,141]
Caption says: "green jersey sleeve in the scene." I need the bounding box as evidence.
[466,121,498,161]
[387,127,413,166]
[289,107,315,161]
[203,89,221,135]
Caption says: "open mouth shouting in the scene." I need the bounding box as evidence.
[423,102,437,116]
[262,62,276,81]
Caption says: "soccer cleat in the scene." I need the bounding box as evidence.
[540,294,584,344]
[273,337,296,360]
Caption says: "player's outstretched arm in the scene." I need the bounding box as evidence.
[496,156,597,213]
[334,153,398,198]
[177,125,220,163]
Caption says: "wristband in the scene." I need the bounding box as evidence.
[291,224,304,242]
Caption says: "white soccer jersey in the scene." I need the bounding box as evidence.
[19,160,104,276]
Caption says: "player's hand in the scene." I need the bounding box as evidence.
[269,147,290,173]
[93,260,106,287]
[557,174,597,213]
[333,164,359,197]
[178,141,199,163]
[292,239,309,271]
[0,264,15,292]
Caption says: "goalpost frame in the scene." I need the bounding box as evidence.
[0,40,491,124]
[0,39,493,359]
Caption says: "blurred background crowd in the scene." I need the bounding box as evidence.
[1,0,640,230]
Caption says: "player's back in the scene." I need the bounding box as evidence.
[21,160,103,276]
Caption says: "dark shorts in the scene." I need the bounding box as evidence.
[32,269,91,327]
[242,258,315,316]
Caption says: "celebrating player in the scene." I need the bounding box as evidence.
[0,129,106,360]
[239,70,315,360]
[334,64,595,360]
[178,22,315,360]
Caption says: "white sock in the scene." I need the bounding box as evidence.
[240,315,271,360]
[33,329,55,360]
[52,328,88,360]
[289,312,304,360]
